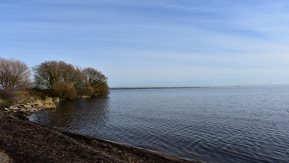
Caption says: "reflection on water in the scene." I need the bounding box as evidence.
[29,87,289,163]
[29,98,110,132]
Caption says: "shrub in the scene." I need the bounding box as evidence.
[52,81,77,100]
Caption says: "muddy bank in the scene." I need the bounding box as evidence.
[0,111,203,163]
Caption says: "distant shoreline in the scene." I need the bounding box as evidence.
[110,84,289,90]
[110,86,208,90]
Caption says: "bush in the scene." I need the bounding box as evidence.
[52,82,77,100]
[93,83,109,97]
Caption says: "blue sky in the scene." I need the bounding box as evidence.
[1,0,289,87]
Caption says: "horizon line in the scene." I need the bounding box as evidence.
[110,84,289,90]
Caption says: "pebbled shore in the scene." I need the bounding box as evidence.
[0,111,203,163]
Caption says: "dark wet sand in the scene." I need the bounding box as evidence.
[0,111,202,163]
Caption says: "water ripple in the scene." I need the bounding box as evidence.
[30,87,289,162]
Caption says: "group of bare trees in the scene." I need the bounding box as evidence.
[0,58,109,101]
[34,61,108,100]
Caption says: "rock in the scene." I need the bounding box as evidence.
[0,150,11,163]
[20,108,26,112]
[30,108,36,112]
[9,106,19,110]
[14,104,21,108]
[23,104,30,108]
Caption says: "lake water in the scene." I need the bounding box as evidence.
[29,87,289,162]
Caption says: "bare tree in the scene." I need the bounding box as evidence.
[34,61,76,89]
[82,68,107,87]
[0,58,30,95]
[34,61,95,99]
[82,67,109,96]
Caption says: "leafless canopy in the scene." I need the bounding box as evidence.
[0,58,30,93]
[33,61,77,89]
[82,67,107,88]
[33,61,109,99]
[82,67,109,96]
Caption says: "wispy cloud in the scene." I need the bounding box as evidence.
[1,0,289,86]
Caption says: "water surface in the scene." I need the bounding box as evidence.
[29,87,289,162]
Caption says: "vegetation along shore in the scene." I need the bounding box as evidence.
[1,58,109,114]
[0,58,203,162]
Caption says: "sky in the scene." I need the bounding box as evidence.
[1,0,289,87]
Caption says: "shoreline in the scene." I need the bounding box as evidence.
[0,111,203,163]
